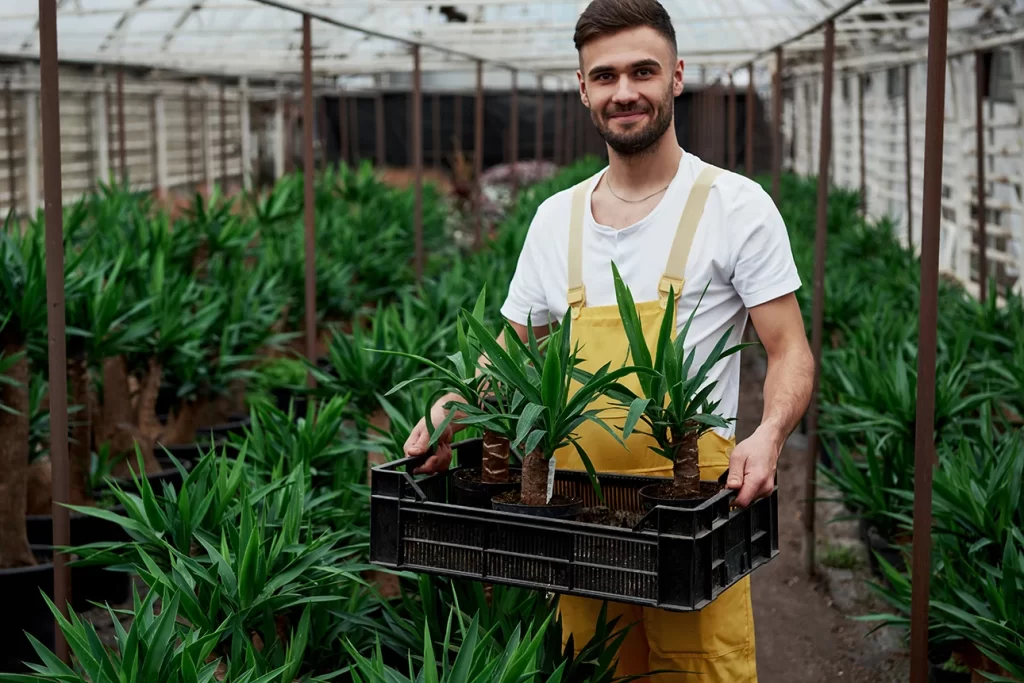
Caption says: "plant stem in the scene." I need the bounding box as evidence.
[0,347,36,568]
[481,430,509,483]
[520,448,548,505]
[672,424,700,498]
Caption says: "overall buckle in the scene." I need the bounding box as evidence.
[658,276,683,309]
[567,286,586,319]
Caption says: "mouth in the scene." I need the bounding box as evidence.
[608,110,648,123]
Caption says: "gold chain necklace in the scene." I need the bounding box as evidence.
[605,175,671,203]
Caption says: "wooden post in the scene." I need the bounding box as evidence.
[803,20,835,579]
[510,69,519,198]
[474,60,484,248]
[38,0,71,661]
[375,90,386,167]
[302,15,317,380]
[975,51,988,301]
[910,0,950,679]
[433,91,441,169]
[859,74,866,216]
[412,46,424,279]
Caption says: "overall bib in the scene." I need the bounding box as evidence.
[553,165,758,683]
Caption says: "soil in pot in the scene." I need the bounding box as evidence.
[639,481,723,510]
[0,547,55,673]
[491,490,583,520]
[452,468,520,509]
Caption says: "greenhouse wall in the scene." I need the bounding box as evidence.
[785,47,1024,299]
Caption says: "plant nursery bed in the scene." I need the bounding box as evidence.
[370,438,779,612]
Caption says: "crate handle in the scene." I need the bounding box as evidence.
[372,454,430,473]
[399,472,429,502]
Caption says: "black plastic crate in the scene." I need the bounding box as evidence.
[370,437,779,612]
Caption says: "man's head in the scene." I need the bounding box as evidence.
[574,0,683,156]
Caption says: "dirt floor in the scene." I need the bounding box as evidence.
[736,344,911,683]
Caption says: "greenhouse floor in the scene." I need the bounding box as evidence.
[738,345,911,683]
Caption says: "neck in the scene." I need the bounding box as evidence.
[603,130,682,194]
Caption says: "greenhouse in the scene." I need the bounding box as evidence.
[0,0,1022,681]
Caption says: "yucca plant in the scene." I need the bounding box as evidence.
[0,219,50,569]
[0,588,310,683]
[342,609,565,683]
[442,307,645,509]
[601,263,749,501]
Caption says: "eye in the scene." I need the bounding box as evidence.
[636,68,653,77]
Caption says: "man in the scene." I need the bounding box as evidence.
[404,1,814,680]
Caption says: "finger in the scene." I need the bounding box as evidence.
[413,453,441,474]
[735,472,768,508]
[404,423,428,456]
[726,450,747,490]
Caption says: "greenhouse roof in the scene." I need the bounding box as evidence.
[0,0,1017,82]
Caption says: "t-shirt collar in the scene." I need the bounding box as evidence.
[584,148,694,238]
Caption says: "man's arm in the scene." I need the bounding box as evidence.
[726,292,814,507]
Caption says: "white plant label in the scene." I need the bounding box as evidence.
[546,458,556,503]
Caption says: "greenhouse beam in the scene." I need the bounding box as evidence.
[804,18,835,579]
[728,74,736,170]
[37,0,71,663]
[772,46,783,203]
[302,14,317,385]
[975,50,988,303]
[910,0,950,680]
[746,63,754,176]
[412,44,424,281]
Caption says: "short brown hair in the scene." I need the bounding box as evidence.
[573,0,677,54]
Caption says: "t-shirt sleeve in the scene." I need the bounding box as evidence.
[728,184,803,309]
[500,205,556,327]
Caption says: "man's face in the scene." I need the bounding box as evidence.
[576,26,684,156]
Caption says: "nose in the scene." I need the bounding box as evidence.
[610,75,640,105]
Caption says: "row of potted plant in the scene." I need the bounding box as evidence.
[0,157,648,680]
[776,174,1023,681]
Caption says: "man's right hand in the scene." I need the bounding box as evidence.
[404,393,460,474]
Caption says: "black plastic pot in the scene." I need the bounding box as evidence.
[928,643,971,683]
[195,415,250,443]
[26,508,132,612]
[0,548,56,673]
[272,388,310,417]
[490,491,583,520]
[638,481,721,512]
[452,468,520,509]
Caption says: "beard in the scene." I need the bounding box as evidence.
[591,85,674,156]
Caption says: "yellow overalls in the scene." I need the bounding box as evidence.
[553,165,758,683]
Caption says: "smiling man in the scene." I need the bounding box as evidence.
[404,0,814,680]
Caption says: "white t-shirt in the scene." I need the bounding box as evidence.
[499,150,801,439]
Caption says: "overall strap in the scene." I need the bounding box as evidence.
[567,177,591,319]
[659,165,725,308]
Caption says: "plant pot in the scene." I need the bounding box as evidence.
[272,388,309,416]
[0,548,55,673]
[452,467,520,509]
[26,507,132,612]
[195,415,250,442]
[490,490,583,520]
[638,481,723,512]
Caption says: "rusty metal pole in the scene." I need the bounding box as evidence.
[474,60,484,249]
[975,51,988,302]
[412,45,424,279]
[5,80,15,214]
[38,0,71,662]
[554,86,563,166]
[116,69,127,183]
[746,63,754,176]
[728,74,737,170]
[535,75,544,163]
[454,93,463,157]
[772,47,783,202]
[220,82,228,186]
[910,0,949,679]
[432,91,441,169]
[185,88,195,184]
[339,93,349,166]
[803,20,835,579]
[374,91,385,167]
[349,97,359,165]
[301,15,316,380]
[510,69,519,198]
[859,74,866,216]
[905,64,913,249]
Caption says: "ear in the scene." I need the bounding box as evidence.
[674,58,685,97]
[577,69,590,108]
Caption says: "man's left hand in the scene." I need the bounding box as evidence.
[726,426,783,507]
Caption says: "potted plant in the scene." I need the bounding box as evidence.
[603,263,750,507]
[452,307,648,518]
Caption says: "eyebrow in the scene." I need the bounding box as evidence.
[587,58,662,78]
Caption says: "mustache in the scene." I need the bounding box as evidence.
[604,103,653,116]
